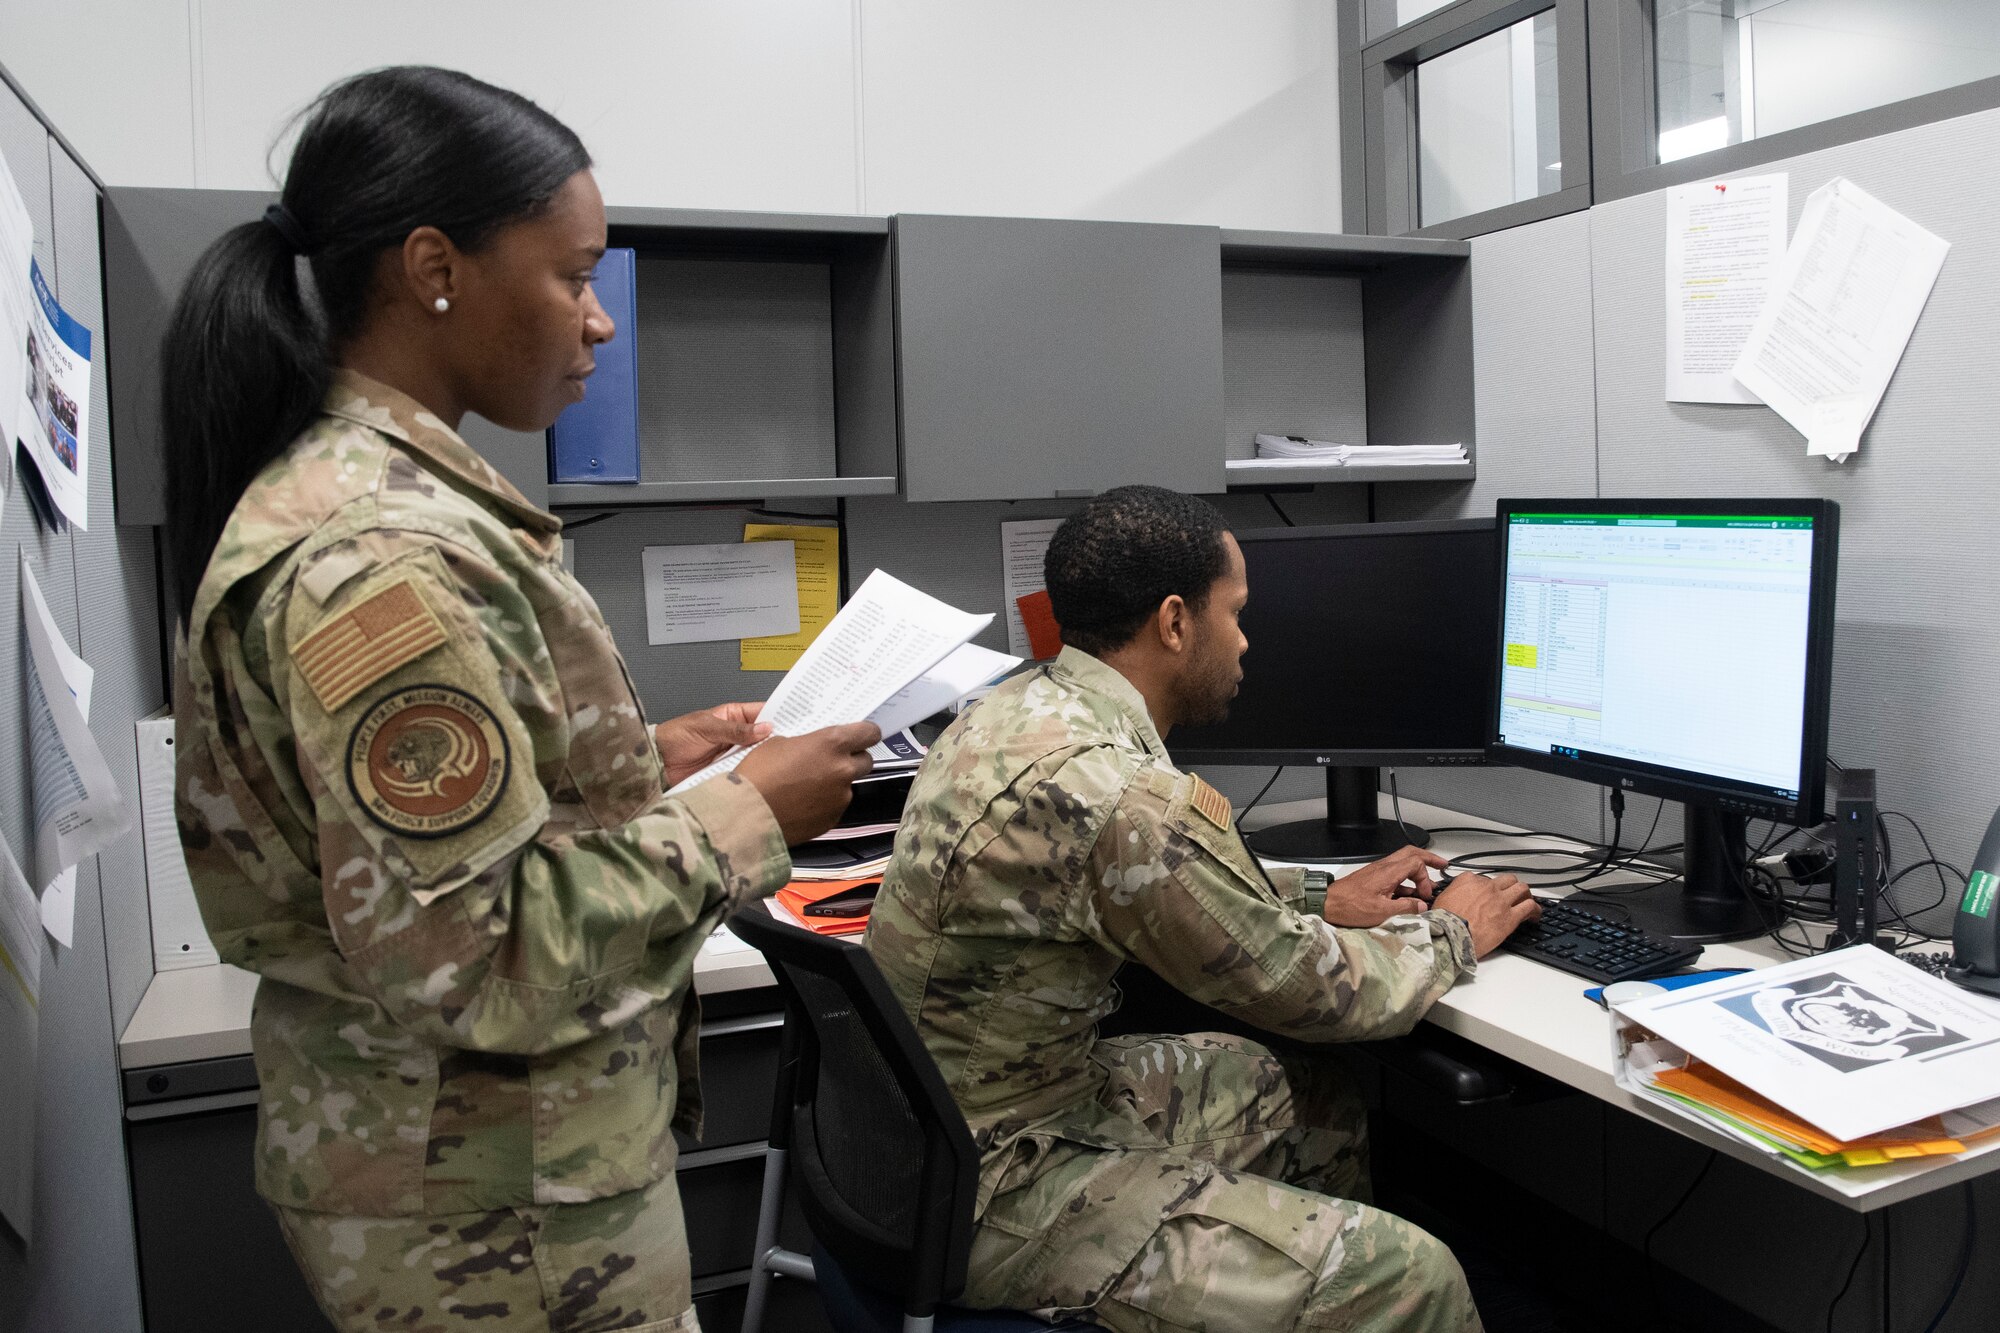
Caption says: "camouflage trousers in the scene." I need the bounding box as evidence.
[964,1032,1481,1333]
[274,1171,697,1333]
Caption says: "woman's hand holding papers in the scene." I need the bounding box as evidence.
[654,702,774,787]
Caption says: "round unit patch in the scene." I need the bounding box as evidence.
[347,685,509,838]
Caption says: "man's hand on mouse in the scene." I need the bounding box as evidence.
[1319,845,1450,927]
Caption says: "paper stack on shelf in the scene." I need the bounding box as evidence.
[1611,946,2000,1172]
[1233,433,1468,470]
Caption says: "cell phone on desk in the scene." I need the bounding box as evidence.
[803,883,880,917]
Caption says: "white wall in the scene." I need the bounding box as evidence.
[0,0,1342,231]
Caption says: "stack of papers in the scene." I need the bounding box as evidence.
[1611,946,2000,1172]
[669,570,1017,795]
[1235,434,1468,469]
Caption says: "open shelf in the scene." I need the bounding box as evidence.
[547,475,898,507]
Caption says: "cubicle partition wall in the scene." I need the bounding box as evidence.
[0,65,157,1333]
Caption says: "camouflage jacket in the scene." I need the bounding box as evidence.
[867,647,1475,1207]
[174,370,790,1216]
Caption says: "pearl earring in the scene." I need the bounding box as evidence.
[433,297,450,313]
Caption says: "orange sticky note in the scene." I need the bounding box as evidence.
[1016,589,1063,660]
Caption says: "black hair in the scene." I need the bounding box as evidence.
[1044,485,1231,657]
[161,66,591,622]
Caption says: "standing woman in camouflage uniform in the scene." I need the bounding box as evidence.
[163,67,878,1332]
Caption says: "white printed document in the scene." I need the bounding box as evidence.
[1612,946,2000,1143]
[17,259,94,528]
[0,831,39,1240]
[642,540,800,646]
[870,642,1020,739]
[22,552,131,945]
[1000,518,1062,660]
[1665,173,1787,403]
[669,570,993,794]
[1731,177,1949,461]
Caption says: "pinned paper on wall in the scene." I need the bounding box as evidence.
[1731,177,1949,462]
[642,540,800,646]
[1664,173,1788,403]
[21,552,130,947]
[1000,518,1063,660]
[740,522,841,671]
[16,259,93,528]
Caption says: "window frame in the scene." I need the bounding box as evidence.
[1588,0,2000,205]
[1341,0,1594,240]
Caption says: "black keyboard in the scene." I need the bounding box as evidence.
[1501,896,1704,984]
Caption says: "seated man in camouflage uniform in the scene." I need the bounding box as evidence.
[866,485,1540,1333]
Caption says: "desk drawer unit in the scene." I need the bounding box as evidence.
[122,991,831,1333]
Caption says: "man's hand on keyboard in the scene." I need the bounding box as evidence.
[1433,873,1541,957]
[1320,845,1450,927]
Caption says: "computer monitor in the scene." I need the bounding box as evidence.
[1169,519,1498,862]
[1490,499,1840,943]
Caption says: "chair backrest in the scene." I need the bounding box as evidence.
[730,909,981,1315]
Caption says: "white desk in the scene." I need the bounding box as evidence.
[1240,795,2000,1215]
[119,930,782,1071]
[121,795,2000,1213]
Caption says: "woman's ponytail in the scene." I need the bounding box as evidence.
[161,214,328,621]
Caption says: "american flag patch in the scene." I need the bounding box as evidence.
[294,579,448,712]
[1189,775,1232,829]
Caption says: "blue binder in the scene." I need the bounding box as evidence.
[548,246,640,483]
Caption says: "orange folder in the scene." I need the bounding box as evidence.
[1016,590,1064,660]
[774,877,880,936]
[1653,1062,1965,1162]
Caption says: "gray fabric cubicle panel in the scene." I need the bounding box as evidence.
[54,150,166,1035]
[1590,106,2000,930]
[0,79,148,1333]
[0,74,59,909]
[1221,269,1368,458]
[1375,209,1607,846]
[568,503,835,722]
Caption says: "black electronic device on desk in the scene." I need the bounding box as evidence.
[1488,499,1840,945]
[1169,518,1499,862]
[1501,895,1705,984]
[1948,804,2000,997]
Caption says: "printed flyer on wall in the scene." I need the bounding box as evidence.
[17,258,92,529]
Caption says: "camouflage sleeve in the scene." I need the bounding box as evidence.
[277,534,789,1055]
[1078,765,1475,1043]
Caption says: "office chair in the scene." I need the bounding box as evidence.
[729,908,1094,1333]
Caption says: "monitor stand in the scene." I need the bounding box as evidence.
[1585,805,1772,944]
[1242,766,1432,864]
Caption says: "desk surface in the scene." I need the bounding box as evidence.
[121,794,1998,1212]
[1240,795,2000,1214]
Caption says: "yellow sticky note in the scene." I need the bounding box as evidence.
[740,523,840,671]
[1505,643,1539,668]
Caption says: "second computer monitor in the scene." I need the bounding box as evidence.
[1169,518,1498,861]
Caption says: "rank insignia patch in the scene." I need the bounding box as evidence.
[1190,775,1232,829]
[294,578,447,712]
[347,685,509,838]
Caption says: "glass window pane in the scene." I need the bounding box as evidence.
[1368,0,1463,41]
[1655,0,2000,165]
[1416,11,1563,228]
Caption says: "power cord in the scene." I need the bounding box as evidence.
[1824,1212,1872,1333]
[1642,1149,1717,1308]
[1236,767,1284,830]
[1264,493,1296,527]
